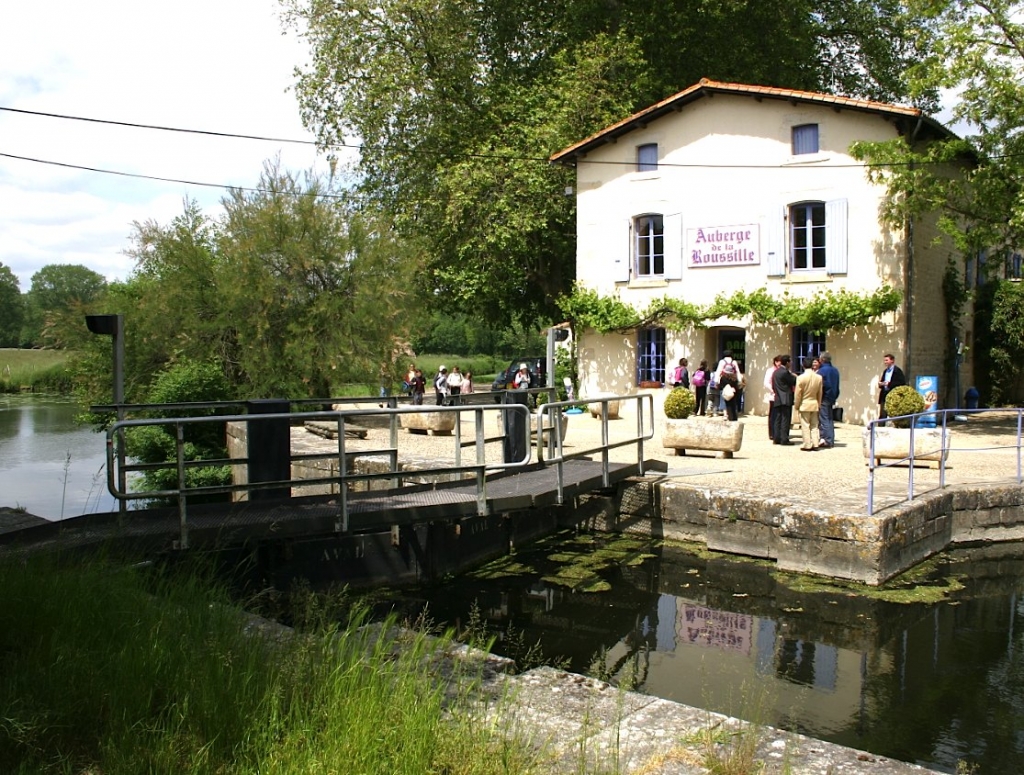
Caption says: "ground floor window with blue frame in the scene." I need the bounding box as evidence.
[638,328,666,384]
[792,327,826,371]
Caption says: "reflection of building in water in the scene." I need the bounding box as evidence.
[637,593,868,734]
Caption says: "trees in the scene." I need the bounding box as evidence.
[21,264,108,348]
[218,162,422,397]
[850,0,1024,402]
[284,0,927,325]
[0,263,23,348]
[71,165,422,409]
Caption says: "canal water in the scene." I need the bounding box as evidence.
[0,395,116,519]
[374,531,1024,775]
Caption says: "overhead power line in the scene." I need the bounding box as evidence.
[0,105,332,147]
[0,152,349,199]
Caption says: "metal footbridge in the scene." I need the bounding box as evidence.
[0,393,658,560]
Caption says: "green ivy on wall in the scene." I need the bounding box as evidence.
[557,284,902,334]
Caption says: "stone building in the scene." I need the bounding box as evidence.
[551,79,975,424]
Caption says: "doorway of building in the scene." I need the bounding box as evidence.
[717,329,746,372]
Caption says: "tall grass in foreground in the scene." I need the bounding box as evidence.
[0,556,539,775]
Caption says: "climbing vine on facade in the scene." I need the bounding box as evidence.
[558,284,902,334]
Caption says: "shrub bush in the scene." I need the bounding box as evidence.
[664,387,696,419]
[884,385,925,427]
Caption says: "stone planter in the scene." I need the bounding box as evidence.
[662,417,744,458]
[862,426,949,467]
[400,408,456,436]
[587,394,621,419]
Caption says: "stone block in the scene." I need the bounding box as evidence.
[662,417,743,458]
[587,394,620,419]
[862,426,948,466]
[400,409,456,435]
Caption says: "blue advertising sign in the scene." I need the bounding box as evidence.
[915,375,939,428]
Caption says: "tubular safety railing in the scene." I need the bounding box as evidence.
[100,394,649,549]
[536,393,656,505]
[866,407,1024,516]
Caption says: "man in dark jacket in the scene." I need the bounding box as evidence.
[771,354,797,445]
[877,353,907,419]
[817,352,840,448]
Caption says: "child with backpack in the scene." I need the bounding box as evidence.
[692,360,708,415]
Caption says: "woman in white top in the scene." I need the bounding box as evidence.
[446,365,465,402]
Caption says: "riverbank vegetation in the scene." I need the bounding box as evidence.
[0,348,71,394]
[0,555,550,775]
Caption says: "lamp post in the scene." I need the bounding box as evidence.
[85,314,126,519]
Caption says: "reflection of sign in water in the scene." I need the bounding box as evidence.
[677,604,753,655]
[687,224,761,268]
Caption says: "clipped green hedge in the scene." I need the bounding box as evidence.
[884,385,925,427]
[664,387,696,419]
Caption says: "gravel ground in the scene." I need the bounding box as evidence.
[316,398,1024,512]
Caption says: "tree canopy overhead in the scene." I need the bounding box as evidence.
[283,0,930,324]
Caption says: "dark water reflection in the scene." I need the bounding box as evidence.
[0,395,115,519]
[378,534,1024,774]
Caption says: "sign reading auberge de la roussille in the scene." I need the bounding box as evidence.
[686,224,761,268]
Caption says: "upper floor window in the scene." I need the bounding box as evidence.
[789,202,826,271]
[634,214,664,277]
[766,198,847,278]
[792,124,819,155]
[637,143,659,172]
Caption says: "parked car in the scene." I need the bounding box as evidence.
[490,357,547,394]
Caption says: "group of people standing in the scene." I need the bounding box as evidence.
[671,350,746,421]
[765,352,841,450]
[404,364,474,406]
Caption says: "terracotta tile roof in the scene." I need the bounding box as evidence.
[550,78,952,163]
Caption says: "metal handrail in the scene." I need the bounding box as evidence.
[536,394,656,505]
[104,402,535,548]
[866,407,1024,515]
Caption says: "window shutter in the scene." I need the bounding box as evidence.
[766,205,786,277]
[664,212,683,280]
[826,198,848,275]
[614,219,632,282]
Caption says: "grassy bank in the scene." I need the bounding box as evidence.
[0,349,72,393]
[0,556,543,775]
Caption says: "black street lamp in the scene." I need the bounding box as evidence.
[85,314,126,517]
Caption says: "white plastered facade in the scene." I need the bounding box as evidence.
[561,84,971,425]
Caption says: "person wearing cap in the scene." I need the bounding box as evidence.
[434,365,449,405]
[513,363,531,389]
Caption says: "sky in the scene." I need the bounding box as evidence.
[0,0,332,290]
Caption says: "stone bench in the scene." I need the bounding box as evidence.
[400,409,456,436]
[587,395,621,419]
[862,426,948,468]
[661,417,744,458]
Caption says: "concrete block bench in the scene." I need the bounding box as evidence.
[862,426,948,468]
[400,409,456,436]
[587,395,621,419]
[661,417,744,458]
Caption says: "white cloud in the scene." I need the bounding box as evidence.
[0,0,336,289]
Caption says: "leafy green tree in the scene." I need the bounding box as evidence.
[125,359,232,502]
[0,263,23,347]
[218,162,422,397]
[71,165,422,408]
[21,264,107,347]
[284,0,927,325]
[850,0,1024,401]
